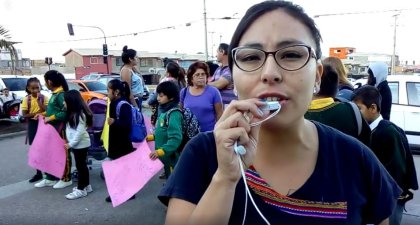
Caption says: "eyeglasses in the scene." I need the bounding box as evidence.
[193,73,207,78]
[232,44,317,72]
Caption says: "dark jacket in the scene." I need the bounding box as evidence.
[108,98,133,159]
[377,81,392,120]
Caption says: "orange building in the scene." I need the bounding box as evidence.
[329,47,356,59]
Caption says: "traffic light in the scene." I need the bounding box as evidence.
[103,44,108,64]
[44,57,52,65]
[45,57,49,64]
[67,23,74,36]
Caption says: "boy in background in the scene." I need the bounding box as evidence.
[352,85,418,225]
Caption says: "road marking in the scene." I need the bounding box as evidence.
[0,180,34,200]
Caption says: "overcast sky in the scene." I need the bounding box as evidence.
[1,0,420,63]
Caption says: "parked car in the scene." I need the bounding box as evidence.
[0,75,50,100]
[67,80,107,102]
[387,75,420,154]
[96,74,150,100]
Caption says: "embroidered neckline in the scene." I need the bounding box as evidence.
[245,166,347,219]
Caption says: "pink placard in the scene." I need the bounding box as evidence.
[102,140,163,207]
[28,117,66,178]
[143,114,155,150]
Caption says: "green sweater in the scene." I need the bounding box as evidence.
[46,89,66,125]
[155,109,183,156]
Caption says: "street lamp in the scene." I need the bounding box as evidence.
[67,23,109,74]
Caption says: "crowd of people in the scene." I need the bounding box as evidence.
[15,1,419,224]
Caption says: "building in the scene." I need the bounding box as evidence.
[0,49,31,75]
[63,49,207,80]
[342,52,399,77]
[329,47,356,59]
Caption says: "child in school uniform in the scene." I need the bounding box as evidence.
[352,85,418,225]
[148,81,183,179]
[21,77,49,183]
[34,70,72,189]
[105,79,135,203]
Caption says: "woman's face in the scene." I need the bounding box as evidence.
[191,68,207,87]
[233,9,322,127]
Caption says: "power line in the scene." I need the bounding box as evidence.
[36,17,227,44]
[314,7,420,18]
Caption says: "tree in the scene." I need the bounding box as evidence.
[0,25,19,75]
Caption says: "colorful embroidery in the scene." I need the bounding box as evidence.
[245,166,347,219]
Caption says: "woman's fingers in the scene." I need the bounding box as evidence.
[215,111,251,132]
[215,126,249,150]
[218,99,266,123]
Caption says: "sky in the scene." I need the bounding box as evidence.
[1,0,420,63]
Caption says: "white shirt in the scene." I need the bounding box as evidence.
[66,115,91,149]
[0,94,14,103]
[369,115,383,131]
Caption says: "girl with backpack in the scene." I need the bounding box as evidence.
[21,77,49,183]
[105,79,135,202]
[34,70,72,189]
[63,90,93,200]
[148,81,183,179]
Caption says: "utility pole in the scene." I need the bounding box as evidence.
[203,0,209,61]
[391,13,399,75]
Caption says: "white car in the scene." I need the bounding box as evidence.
[0,75,50,99]
[387,75,420,153]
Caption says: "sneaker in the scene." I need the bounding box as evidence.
[73,185,92,193]
[34,179,57,188]
[65,189,87,200]
[29,174,43,183]
[53,180,73,189]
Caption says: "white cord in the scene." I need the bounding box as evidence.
[238,155,271,225]
[249,106,281,127]
[234,106,280,224]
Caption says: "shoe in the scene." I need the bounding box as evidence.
[73,185,92,193]
[34,179,57,188]
[65,189,87,200]
[159,172,166,179]
[29,174,43,183]
[53,180,73,189]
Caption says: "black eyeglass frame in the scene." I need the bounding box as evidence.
[232,44,318,72]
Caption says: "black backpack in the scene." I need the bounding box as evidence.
[165,107,200,153]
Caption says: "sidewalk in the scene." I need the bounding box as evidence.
[0,121,26,137]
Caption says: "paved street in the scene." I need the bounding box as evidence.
[0,132,420,224]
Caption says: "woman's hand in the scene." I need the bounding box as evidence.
[64,144,70,150]
[213,99,267,184]
[108,118,115,125]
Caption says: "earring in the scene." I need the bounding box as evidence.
[313,83,320,94]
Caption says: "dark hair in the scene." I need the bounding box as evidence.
[156,81,180,103]
[64,90,93,129]
[44,70,69,91]
[187,61,210,86]
[108,79,131,100]
[121,45,137,64]
[218,43,229,55]
[318,64,338,97]
[352,85,382,112]
[206,61,219,76]
[25,77,42,95]
[166,62,186,88]
[228,0,322,70]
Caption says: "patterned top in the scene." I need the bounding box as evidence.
[246,166,347,219]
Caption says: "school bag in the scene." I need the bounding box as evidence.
[165,107,200,153]
[116,100,147,143]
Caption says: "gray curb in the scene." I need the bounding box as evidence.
[0,131,26,139]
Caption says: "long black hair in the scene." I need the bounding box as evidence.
[44,70,69,91]
[25,77,42,95]
[228,0,322,70]
[108,79,131,100]
[166,62,186,88]
[64,90,93,129]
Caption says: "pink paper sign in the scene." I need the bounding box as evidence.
[143,114,155,150]
[28,117,66,178]
[102,140,163,207]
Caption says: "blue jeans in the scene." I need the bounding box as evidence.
[389,202,404,225]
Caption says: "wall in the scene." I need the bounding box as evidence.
[65,51,83,67]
